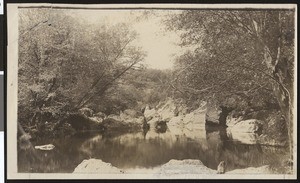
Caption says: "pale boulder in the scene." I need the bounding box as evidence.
[229,119,263,133]
[73,159,124,174]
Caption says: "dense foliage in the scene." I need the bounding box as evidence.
[18,9,146,134]
[164,10,295,156]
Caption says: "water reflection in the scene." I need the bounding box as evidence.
[18,126,288,173]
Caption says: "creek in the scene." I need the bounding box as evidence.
[18,125,288,173]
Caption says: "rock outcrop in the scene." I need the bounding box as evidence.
[145,98,207,131]
[157,99,179,121]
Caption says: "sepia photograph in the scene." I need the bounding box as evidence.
[7,3,297,179]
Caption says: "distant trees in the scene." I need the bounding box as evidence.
[165,10,295,157]
[18,8,145,133]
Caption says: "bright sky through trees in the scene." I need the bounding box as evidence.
[67,9,182,70]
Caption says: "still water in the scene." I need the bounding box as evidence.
[18,127,288,173]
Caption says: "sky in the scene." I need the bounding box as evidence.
[68,9,182,70]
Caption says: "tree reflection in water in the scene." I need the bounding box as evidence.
[18,127,287,173]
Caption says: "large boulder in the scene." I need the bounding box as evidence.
[73,159,124,173]
[227,110,287,146]
[228,119,263,133]
[157,98,178,121]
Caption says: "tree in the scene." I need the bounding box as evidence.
[165,10,295,158]
[18,8,145,136]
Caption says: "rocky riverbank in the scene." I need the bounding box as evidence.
[69,98,287,147]
[73,158,275,176]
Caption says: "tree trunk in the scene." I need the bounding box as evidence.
[264,46,293,160]
[259,11,294,160]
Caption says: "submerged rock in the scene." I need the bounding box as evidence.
[34,144,55,151]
